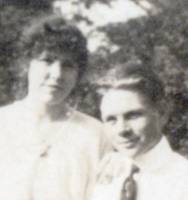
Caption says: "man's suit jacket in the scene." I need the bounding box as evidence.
[92,137,188,200]
[0,100,106,200]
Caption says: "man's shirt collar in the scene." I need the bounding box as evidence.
[134,136,173,172]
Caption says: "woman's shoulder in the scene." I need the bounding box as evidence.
[0,101,20,116]
[68,111,106,149]
[0,100,26,123]
[68,111,109,158]
[71,110,103,131]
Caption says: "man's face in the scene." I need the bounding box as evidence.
[28,51,78,105]
[101,89,162,158]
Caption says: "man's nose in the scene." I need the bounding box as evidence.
[119,129,133,138]
[118,119,132,138]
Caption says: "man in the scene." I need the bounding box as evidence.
[92,61,188,200]
[0,15,105,200]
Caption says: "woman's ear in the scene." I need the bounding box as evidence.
[158,99,170,129]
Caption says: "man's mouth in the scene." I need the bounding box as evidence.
[121,137,140,149]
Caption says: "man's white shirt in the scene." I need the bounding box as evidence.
[92,137,188,200]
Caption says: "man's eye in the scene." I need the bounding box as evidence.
[126,112,143,120]
[105,116,117,124]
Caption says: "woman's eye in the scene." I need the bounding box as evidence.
[38,55,53,63]
[61,61,75,69]
[41,58,53,64]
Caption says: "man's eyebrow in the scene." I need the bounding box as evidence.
[105,115,116,121]
[124,109,145,118]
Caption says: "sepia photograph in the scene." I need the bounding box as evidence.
[0,0,188,199]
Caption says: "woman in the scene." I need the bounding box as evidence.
[0,15,105,200]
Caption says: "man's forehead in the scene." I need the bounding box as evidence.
[101,89,145,117]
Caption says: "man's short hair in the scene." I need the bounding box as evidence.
[20,14,88,79]
[99,60,164,109]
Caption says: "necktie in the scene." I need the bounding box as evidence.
[120,165,139,200]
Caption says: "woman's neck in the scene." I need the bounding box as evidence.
[24,96,71,122]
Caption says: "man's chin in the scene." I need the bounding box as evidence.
[115,146,139,159]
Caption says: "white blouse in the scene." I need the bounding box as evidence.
[0,100,106,200]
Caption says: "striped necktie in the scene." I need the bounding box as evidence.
[120,165,139,200]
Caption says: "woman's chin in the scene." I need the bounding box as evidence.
[37,94,65,106]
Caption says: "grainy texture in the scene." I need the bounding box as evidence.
[0,0,188,156]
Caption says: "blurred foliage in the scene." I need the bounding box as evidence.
[0,0,188,156]
[0,0,53,8]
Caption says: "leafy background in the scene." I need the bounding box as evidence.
[1,0,188,156]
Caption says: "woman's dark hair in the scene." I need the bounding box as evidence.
[20,14,88,79]
[14,14,88,100]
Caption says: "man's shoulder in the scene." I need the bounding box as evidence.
[171,150,188,171]
[164,148,188,185]
[167,151,188,194]
[154,138,188,176]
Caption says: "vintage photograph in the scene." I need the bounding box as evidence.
[0,0,188,199]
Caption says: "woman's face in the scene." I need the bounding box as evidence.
[28,51,79,105]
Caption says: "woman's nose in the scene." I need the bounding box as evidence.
[49,61,62,79]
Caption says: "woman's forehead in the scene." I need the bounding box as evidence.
[37,50,75,60]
